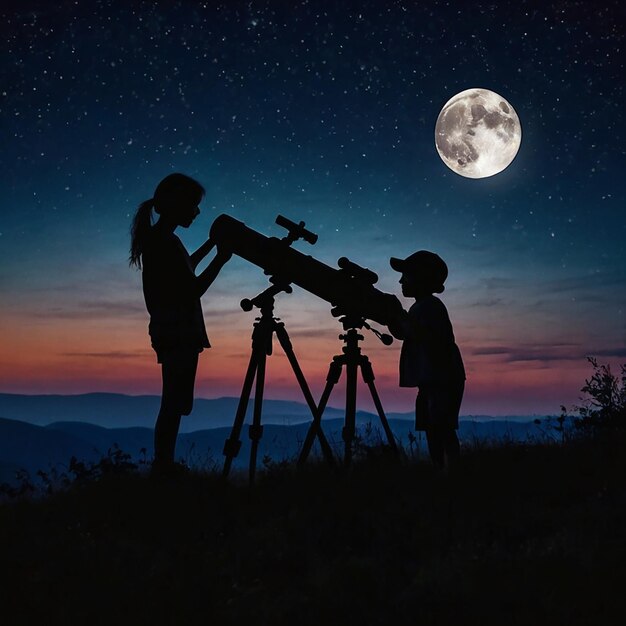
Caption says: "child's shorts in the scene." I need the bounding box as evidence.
[415,381,464,431]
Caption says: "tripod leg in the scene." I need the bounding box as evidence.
[360,357,400,457]
[248,349,267,484]
[222,350,257,478]
[343,356,358,467]
[297,358,343,466]
[275,324,335,467]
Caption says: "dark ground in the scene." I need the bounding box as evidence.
[1,436,625,626]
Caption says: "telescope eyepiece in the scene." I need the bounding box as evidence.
[337,257,379,285]
[276,215,318,245]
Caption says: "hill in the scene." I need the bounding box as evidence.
[0,392,538,431]
[0,392,350,430]
[1,435,625,625]
[0,415,547,485]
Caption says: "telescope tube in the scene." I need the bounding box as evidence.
[210,214,403,327]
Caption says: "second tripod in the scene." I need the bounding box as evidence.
[297,315,400,467]
[222,282,335,483]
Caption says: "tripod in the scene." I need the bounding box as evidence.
[297,315,400,467]
[222,283,335,483]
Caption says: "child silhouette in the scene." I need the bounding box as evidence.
[388,251,465,470]
[129,173,231,476]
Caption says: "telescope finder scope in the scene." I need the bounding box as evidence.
[275,215,318,246]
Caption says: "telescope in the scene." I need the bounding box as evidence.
[209,214,403,329]
[213,214,404,478]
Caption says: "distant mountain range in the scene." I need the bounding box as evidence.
[0,393,552,485]
[0,392,350,431]
[0,392,538,431]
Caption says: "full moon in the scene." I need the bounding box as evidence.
[435,88,522,179]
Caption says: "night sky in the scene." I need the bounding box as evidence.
[1,0,624,416]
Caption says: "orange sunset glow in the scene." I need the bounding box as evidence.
[0,302,598,417]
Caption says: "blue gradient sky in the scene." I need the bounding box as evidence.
[1,0,624,415]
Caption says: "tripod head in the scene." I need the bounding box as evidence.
[240,278,293,313]
[333,311,394,345]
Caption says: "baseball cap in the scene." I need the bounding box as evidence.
[390,250,448,293]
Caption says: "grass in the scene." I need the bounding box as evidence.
[1,434,625,625]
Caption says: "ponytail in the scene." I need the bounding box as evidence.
[130,173,204,268]
[129,199,154,269]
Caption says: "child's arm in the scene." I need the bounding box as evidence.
[387,308,413,340]
[387,306,428,342]
[195,246,232,297]
[189,237,216,271]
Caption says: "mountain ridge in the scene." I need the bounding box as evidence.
[0,413,549,485]
[0,391,543,431]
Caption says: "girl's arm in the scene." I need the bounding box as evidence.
[189,237,216,271]
[195,247,232,297]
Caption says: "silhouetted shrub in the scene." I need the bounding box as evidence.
[69,444,140,482]
[572,357,626,437]
[0,444,141,501]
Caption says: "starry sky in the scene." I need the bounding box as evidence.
[1,0,624,416]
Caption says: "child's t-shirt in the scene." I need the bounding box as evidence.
[399,295,465,387]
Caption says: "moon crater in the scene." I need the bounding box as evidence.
[435,88,522,178]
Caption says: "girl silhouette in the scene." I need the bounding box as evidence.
[130,173,231,475]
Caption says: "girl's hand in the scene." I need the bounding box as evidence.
[216,244,232,264]
[190,237,216,270]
